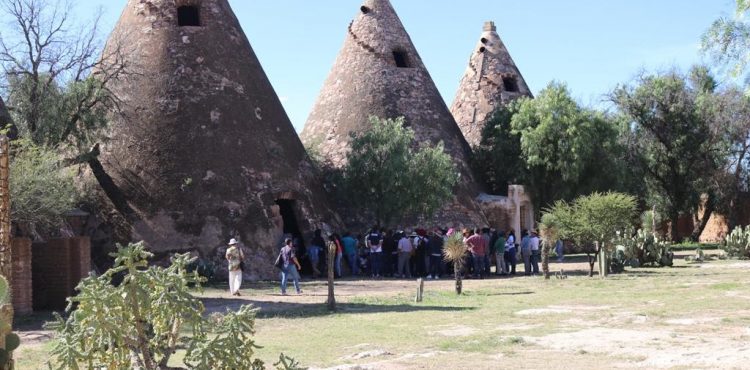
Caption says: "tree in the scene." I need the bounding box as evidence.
[9,139,77,235]
[702,0,750,85]
[510,82,622,212]
[613,70,723,241]
[540,192,637,277]
[342,116,458,226]
[46,243,273,370]
[442,233,467,295]
[471,102,526,195]
[0,0,127,152]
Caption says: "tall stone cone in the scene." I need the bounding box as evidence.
[451,21,532,148]
[97,0,339,279]
[302,0,487,227]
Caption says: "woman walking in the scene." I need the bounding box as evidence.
[225,238,244,296]
[279,238,303,295]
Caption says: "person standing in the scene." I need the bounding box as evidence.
[279,238,302,295]
[465,229,487,279]
[342,232,359,276]
[494,231,507,275]
[505,229,517,276]
[333,234,344,278]
[555,239,565,262]
[520,230,532,276]
[397,232,413,278]
[309,229,325,278]
[530,230,541,275]
[367,227,383,278]
[482,228,492,276]
[428,229,444,279]
[225,238,245,296]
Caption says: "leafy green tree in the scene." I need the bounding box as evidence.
[613,70,723,241]
[9,139,77,234]
[703,0,750,85]
[471,102,526,195]
[46,243,276,370]
[509,82,622,212]
[342,116,458,226]
[540,192,637,277]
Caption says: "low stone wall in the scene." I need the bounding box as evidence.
[32,237,91,311]
[10,238,32,315]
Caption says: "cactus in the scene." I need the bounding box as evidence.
[0,276,8,306]
[723,226,750,258]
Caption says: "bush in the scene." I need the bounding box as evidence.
[45,242,293,370]
[616,229,674,267]
[722,226,750,259]
[10,140,77,233]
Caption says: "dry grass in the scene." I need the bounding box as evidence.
[14,250,750,369]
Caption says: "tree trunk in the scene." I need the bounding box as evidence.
[454,267,462,295]
[0,137,13,370]
[670,211,680,243]
[326,241,336,311]
[542,241,550,280]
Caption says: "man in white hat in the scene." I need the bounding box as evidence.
[225,238,245,296]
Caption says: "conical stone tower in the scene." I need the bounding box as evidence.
[302,0,486,227]
[97,0,339,279]
[451,21,532,148]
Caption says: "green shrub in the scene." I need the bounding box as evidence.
[45,242,289,370]
[722,226,750,259]
[616,229,673,267]
[10,140,77,233]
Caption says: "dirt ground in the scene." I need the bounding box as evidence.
[15,252,750,370]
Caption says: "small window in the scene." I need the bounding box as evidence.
[393,50,411,68]
[503,77,518,92]
[479,47,486,53]
[178,6,200,27]
[480,37,488,44]
[360,6,371,14]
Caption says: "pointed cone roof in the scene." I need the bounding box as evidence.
[451,21,532,148]
[98,0,338,277]
[302,0,486,226]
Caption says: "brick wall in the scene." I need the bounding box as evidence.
[32,237,91,311]
[10,238,32,315]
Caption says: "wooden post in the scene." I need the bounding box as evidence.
[415,278,424,303]
[326,241,336,311]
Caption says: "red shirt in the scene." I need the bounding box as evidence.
[465,234,486,256]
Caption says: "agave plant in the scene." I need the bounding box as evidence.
[443,233,467,295]
[724,226,750,259]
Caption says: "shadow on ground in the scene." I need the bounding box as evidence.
[201,297,475,319]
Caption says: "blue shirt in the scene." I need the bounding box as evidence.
[341,236,357,255]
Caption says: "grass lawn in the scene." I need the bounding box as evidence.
[13,251,750,369]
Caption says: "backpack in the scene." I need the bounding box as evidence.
[368,233,381,246]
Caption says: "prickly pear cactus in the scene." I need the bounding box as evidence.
[0,275,14,370]
[723,226,750,258]
[0,275,8,305]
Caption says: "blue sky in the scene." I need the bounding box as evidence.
[68,0,735,131]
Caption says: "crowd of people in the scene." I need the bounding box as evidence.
[227,226,550,295]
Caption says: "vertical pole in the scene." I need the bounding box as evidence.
[0,136,13,368]
[326,241,336,311]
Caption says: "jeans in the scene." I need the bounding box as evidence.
[347,253,358,276]
[505,248,517,275]
[531,250,540,274]
[472,255,485,278]
[308,246,321,275]
[228,269,242,295]
[522,248,532,275]
[484,253,491,275]
[398,252,412,278]
[555,241,565,262]
[281,264,301,294]
[429,255,442,277]
[370,252,383,276]
[335,253,342,277]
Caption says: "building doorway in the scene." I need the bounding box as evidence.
[275,199,309,273]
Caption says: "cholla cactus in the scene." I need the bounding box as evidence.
[723,226,750,258]
[0,276,8,306]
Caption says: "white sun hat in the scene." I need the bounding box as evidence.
[228,238,240,246]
